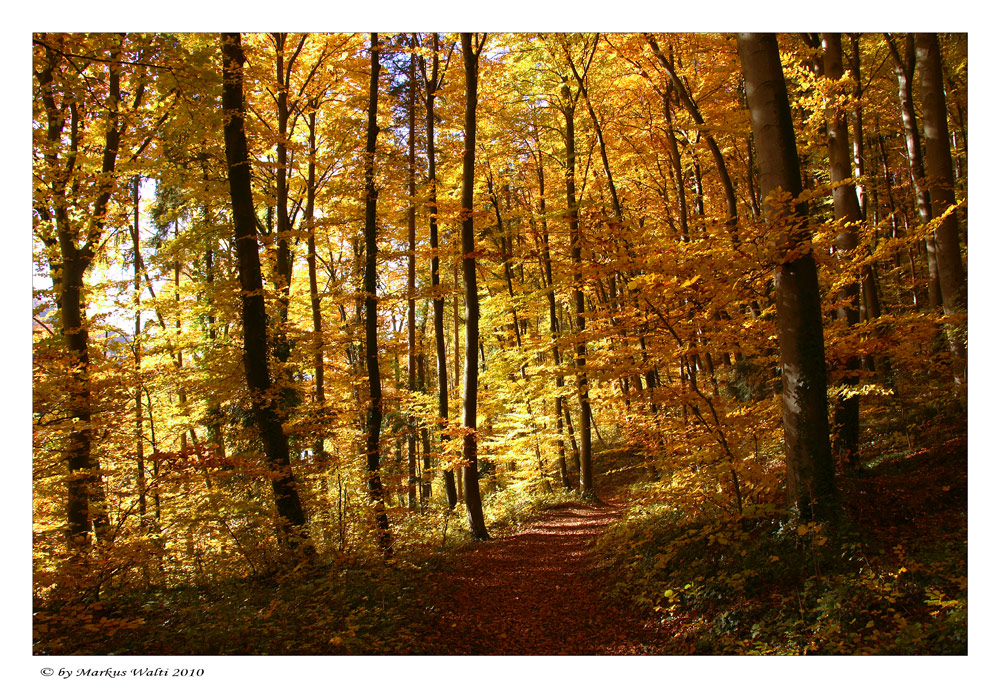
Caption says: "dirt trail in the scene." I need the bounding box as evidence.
[417,494,670,655]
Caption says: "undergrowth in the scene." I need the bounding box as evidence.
[594,408,968,655]
[33,478,583,655]
[481,478,582,537]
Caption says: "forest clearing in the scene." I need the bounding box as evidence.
[31,31,968,662]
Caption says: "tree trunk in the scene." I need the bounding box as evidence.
[36,38,121,547]
[886,33,941,309]
[534,148,572,491]
[646,34,740,246]
[203,203,226,459]
[460,33,489,540]
[406,36,419,510]
[822,33,861,467]
[846,35,884,334]
[220,32,311,551]
[272,34,295,368]
[132,177,147,526]
[305,106,327,461]
[421,33,459,508]
[737,33,837,522]
[360,33,392,555]
[915,33,967,382]
[847,34,868,220]
[560,80,593,497]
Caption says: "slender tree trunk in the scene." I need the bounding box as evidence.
[846,35,883,332]
[36,40,121,547]
[132,176,146,525]
[565,33,623,225]
[646,34,740,246]
[738,33,837,522]
[822,33,861,467]
[145,388,161,524]
[305,106,327,460]
[417,343,432,503]
[886,33,941,309]
[272,33,295,367]
[406,36,419,510]
[220,32,311,551]
[454,257,464,504]
[534,150,572,490]
[460,33,489,540]
[847,34,868,220]
[360,33,392,555]
[203,203,226,459]
[662,85,689,242]
[422,33,459,508]
[560,81,593,497]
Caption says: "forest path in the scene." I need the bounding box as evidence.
[416,490,671,654]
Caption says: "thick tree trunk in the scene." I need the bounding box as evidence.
[460,33,489,540]
[61,260,105,543]
[915,33,967,381]
[738,33,837,522]
[220,32,311,551]
[360,33,393,555]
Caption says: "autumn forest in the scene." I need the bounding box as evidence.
[32,32,967,656]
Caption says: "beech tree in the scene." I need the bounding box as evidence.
[821,32,862,467]
[915,33,967,382]
[885,33,940,309]
[737,33,836,521]
[34,35,123,547]
[552,36,595,496]
[417,33,460,509]
[32,34,965,612]
[460,32,489,540]
[220,32,311,550]
[361,33,393,555]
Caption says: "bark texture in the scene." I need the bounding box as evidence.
[738,33,837,522]
[915,33,967,380]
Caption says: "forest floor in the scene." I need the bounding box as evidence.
[34,437,967,656]
[410,494,674,654]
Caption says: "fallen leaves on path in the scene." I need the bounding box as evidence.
[414,496,672,655]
